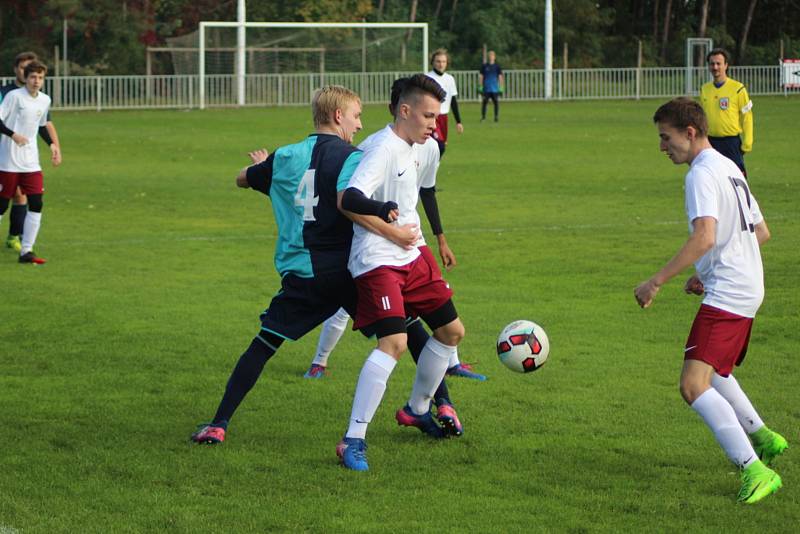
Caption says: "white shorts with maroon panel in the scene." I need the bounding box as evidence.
[684,304,754,377]
[0,170,44,198]
[352,245,453,331]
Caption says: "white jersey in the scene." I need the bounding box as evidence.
[348,126,439,277]
[426,70,458,115]
[0,87,50,172]
[685,148,764,317]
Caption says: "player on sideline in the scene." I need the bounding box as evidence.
[479,50,503,122]
[0,51,62,252]
[0,60,59,264]
[190,86,464,446]
[426,48,463,158]
[336,74,467,472]
[304,80,485,382]
[700,48,753,176]
[635,98,787,504]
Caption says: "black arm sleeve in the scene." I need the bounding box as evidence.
[450,95,462,124]
[38,126,53,145]
[0,118,14,138]
[341,187,398,222]
[419,186,443,235]
[245,153,276,196]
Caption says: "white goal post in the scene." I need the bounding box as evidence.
[198,21,429,109]
[686,38,713,95]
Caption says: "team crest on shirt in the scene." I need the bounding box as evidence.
[719,97,729,110]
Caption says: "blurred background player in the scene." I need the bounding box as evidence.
[0,60,58,264]
[700,48,753,176]
[304,79,485,382]
[635,98,786,504]
[425,48,463,158]
[479,50,504,122]
[0,51,61,252]
[336,75,467,471]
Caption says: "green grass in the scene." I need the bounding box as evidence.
[2,97,799,532]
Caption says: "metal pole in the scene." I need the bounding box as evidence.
[199,23,206,109]
[422,24,428,72]
[237,0,246,106]
[63,18,69,77]
[545,0,552,99]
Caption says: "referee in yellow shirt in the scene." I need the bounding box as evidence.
[699,48,753,176]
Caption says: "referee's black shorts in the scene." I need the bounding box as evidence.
[709,135,746,176]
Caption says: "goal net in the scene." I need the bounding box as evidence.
[193,22,428,108]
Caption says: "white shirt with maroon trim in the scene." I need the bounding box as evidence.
[685,148,764,317]
[348,125,441,277]
[426,70,458,115]
[0,87,50,172]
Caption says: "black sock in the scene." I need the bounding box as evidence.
[9,204,27,237]
[406,319,451,406]
[212,335,281,427]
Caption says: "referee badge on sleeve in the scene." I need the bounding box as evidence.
[719,97,729,110]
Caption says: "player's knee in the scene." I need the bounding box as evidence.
[27,194,43,213]
[377,333,407,359]
[13,189,26,204]
[679,376,708,405]
[434,319,464,346]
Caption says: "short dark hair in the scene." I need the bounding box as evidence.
[706,48,730,64]
[396,74,446,109]
[14,51,38,67]
[653,97,708,137]
[23,60,47,79]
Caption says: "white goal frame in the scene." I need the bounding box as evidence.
[198,21,429,109]
[686,38,713,95]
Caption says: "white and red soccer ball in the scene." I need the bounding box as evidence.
[496,320,550,373]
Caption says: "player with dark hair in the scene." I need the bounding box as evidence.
[479,50,504,122]
[336,74,468,471]
[0,51,61,252]
[700,48,753,176]
[0,60,58,264]
[635,97,786,504]
[426,48,463,158]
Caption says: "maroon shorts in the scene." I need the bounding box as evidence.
[352,247,453,330]
[0,170,44,198]
[684,304,754,377]
[433,114,449,143]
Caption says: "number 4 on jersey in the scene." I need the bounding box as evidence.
[295,169,319,221]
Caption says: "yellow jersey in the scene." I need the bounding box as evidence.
[699,78,754,153]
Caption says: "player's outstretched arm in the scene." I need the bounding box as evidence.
[634,216,715,308]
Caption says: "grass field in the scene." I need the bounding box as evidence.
[2,97,799,532]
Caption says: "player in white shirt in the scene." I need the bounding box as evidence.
[635,98,786,504]
[335,75,467,471]
[426,48,463,158]
[305,81,484,381]
[0,60,57,264]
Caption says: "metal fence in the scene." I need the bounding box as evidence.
[1,65,797,111]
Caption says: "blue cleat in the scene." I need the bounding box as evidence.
[337,437,369,471]
[395,404,445,438]
[303,363,326,379]
[446,363,487,381]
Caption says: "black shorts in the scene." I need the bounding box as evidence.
[709,135,746,175]
[259,271,358,341]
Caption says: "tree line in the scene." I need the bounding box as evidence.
[1,0,798,75]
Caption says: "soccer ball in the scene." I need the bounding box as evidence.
[496,320,550,373]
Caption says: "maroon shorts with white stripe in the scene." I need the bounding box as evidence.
[352,246,453,331]
[0,170,44,198]
[684,304,754,377]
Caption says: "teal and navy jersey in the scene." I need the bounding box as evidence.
[480,63,503,93]
[246,133,362,278]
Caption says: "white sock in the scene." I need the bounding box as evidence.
[408,337,455,415]
[21,211,42,255]
[345,349,397,439]
[447,350,460,369]
[711,373,764,435]
[312,308,350,367]
[691,388,758,469]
